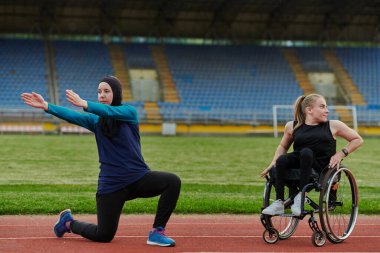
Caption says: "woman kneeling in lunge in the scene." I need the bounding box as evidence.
[21,76,181,247]
[260,94,363,216]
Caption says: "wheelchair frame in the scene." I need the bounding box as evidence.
[260,164,359,247]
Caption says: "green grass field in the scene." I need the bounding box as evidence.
[0,135,379,215]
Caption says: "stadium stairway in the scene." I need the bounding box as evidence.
[323,50,366,105]
[143,102,162,123]
[150,45,180,103]
[108,44,133,101]
[281,48,316,95]
[44,40,59,105]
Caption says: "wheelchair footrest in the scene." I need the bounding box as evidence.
[278,213,297,217]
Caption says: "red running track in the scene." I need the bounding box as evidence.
[0,214,379,253]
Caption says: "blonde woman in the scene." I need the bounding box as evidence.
[261,94,363,216]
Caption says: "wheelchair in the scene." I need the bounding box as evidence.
[260,164,359,247]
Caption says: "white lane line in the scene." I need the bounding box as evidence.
[1,235,380,240]
[183,252,377,253]
[1,222,379,227]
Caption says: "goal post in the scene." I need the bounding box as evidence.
[272,105,358,138]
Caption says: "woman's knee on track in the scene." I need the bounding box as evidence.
[95,231,116,243]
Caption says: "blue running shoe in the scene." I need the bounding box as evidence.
[147,227,175,247]
[54,209,74,238]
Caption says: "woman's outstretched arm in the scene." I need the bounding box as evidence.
[21,92,98,132]
[21,92,48,110]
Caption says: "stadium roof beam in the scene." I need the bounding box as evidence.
[203,0,248,42]
[1,0,380,43]
[261,0,302,41]
[149,0,182,39]
[319,0,371,42]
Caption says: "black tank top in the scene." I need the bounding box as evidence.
[293,121,336,169]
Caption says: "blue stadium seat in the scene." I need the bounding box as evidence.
[295,47,331,72]
[124,44,155,68]
[1,39,378,125]
[162,44,302,122]
[0,39,49,109]
[53,40,113,108]
[335,48,380,124]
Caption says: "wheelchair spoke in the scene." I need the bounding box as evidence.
[262,182,299,240]
[319,167,359,243]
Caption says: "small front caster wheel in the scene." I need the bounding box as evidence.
[312,231,326,247]
[263,228,279,244]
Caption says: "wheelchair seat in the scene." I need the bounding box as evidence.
[268,165,329,186]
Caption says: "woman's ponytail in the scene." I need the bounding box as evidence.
[293,95,306,133]
[293,93,323,134]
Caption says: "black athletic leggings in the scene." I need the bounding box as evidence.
[275,148,321,201]
[70,171,181,242]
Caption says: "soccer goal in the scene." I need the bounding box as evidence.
[272,105,358,138]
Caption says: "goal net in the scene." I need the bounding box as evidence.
[272,105,358,138]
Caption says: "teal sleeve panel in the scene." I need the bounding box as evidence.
[85,101,139,124]
[47,103,98,132]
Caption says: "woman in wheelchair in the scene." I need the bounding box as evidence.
[260,94,363,216]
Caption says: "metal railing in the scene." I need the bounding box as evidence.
[272,105,361,138]
[0,107,379,134]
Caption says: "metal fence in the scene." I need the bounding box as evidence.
[0,107,379,131]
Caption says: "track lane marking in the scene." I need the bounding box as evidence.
[1,235,380,240]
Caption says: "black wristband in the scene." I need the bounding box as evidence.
[341,148,349,157]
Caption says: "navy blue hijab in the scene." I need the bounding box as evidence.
[99,76,123,138]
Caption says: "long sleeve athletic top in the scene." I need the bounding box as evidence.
[47,101,150,194]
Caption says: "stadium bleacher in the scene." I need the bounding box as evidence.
[336,48,380,124]
[295,47,331,72]
[53,40,113,108]
[0,38,379,128]
[161,45,302,123]
[0,39,49,109]
[124,43,156,68]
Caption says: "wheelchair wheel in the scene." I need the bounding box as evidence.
[263,228,279,244]
[319,167,359,243]
[263,182,299,239]
[311,231,326,247]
